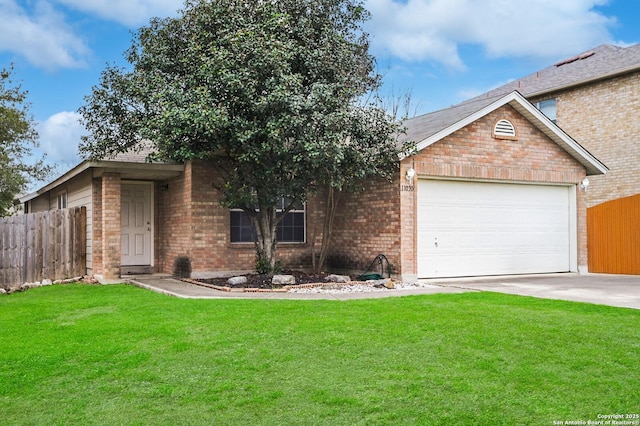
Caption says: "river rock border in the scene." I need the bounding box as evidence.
[1,276,90,295]
[182,277,395,293]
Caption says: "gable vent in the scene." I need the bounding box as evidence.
[493,119,517,140]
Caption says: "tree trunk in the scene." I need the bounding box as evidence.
[252,205,278,273]
[313,187,342,273]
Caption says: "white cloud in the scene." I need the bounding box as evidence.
[366,0,616,68]
[0,0,89,70]
[0,0,181,71]
[55,0,183,27]
[37,111,85,166]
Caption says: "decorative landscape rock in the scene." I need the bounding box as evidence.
[272,274,296,285]
[227,276,248,286]
[325,274,351,283]
[21,283,40,290]
[372,278,394,289]
[320,283,343,290]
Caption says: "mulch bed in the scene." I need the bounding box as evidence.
[194,270,340,290]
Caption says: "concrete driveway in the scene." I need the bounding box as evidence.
[431,273,640,310]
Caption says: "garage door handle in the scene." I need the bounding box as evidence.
[435,238,438,248]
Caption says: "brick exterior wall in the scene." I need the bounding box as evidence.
[156,160,325,276]
[156,162,194,274]
[332,105,589,279]
[100,173,122,279]
[92,178,103,275]
[411,106,585,183]
[328,178,402,277]
[529,71,640,207]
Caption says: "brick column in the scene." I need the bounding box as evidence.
[92,178,103,275]
[399,160,417,282]
[577,179,588,274]
[101,173,122,279]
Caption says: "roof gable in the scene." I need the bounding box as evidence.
[402,91,607,176]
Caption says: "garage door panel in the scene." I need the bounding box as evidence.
[417,180,571,278]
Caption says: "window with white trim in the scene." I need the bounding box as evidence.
[56,191,67,209]
[230,198,305,243]
[534,98,557,123]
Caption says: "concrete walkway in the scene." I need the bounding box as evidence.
[128,273,640,309]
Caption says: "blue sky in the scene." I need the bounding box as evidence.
[1,0,638,172]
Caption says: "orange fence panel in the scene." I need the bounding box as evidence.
[587,194,640,275]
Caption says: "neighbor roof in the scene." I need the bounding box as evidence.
[467,43,640,101]
[400,91,607,176]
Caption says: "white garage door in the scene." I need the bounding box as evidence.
[417,179,572,278]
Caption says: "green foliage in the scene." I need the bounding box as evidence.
[255,255,273,275]
[273,260,283,274]
[1,285,639,424]
[79,0,411,268]
[255,256,283,275]
[0,65,50,216]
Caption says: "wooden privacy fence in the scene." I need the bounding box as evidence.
[587,194,640,275]
[0,207,86,289]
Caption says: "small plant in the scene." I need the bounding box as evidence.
[255,256,272,275]
[173,256,191,278]
[273,260,283,274]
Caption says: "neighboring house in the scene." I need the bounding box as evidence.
[20,91,606,282]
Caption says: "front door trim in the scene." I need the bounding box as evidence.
[121,181,154,267]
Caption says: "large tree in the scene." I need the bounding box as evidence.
[79,0,409,270]
[0,66,50,217]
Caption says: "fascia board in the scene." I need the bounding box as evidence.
[19,161,93,203]
[507,95,608,175]
[19,160,186,203]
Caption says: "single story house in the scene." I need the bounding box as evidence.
[21,91,606,282]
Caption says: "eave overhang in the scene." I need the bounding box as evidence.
[20,160,185,203]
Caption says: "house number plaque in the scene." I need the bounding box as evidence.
[401,185,414,192]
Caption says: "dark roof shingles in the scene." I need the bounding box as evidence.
[402,43,640,143]
[468,44,640,101]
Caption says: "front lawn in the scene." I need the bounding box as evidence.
[1,284,638,425]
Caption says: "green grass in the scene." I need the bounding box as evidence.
[1,284,639,425]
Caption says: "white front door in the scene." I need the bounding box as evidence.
[121,183,152,266]
[417,179,572,278]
